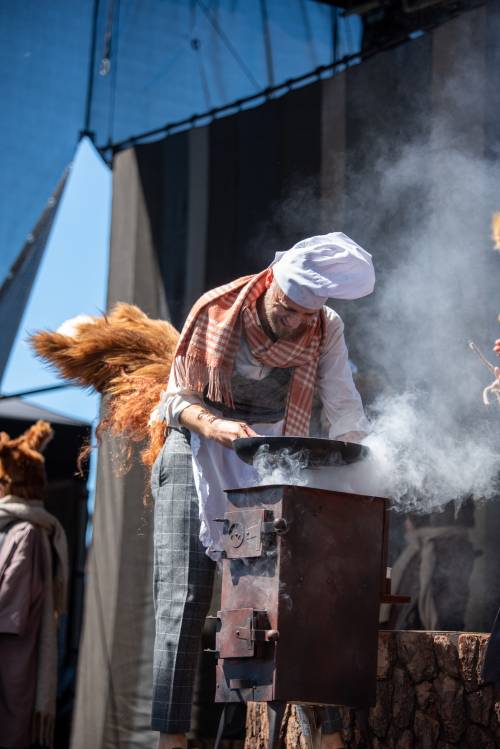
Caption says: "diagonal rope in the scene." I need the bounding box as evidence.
[192,38,213,109]
[299,0,318,69]
[259,0,275,87]
[107,0,121,144]
[196,0,261,91]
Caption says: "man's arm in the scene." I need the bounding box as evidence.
[335,429,367,443]
[162,358,257,448]
[316,310,370,442]
[178,404,257,448]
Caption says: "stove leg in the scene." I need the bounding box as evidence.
[267,701,287,749]
[213,704,227,749]
[354,708,372,749]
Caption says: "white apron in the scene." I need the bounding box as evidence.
[190,419,284,559]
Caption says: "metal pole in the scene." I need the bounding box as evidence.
[259,0,275,88]
[0,384,71,400]
[81,0,100,141]
[331,6,338,65]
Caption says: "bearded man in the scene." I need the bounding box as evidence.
[151,231,375,749]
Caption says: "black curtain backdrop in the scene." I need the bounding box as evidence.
[136,134,190,329]
[339,34,434,360]
[205,83,322,291]
[132,83,323,332]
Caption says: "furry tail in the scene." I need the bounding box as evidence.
[30,304,180,467]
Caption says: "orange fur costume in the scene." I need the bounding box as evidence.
[30,303,179,468]
[0,421,54,500]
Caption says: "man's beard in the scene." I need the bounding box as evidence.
[258,289,310,341]
[268,315,309,341]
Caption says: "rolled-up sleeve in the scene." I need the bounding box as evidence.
[162,366,204,427]
[317,309,370,439]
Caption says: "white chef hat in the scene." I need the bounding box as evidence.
[271,231,375,310]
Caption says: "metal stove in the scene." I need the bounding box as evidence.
[210,482,400,745]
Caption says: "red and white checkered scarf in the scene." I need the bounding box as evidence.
[172,270,325,436]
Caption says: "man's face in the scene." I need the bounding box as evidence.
[264,281,318,340]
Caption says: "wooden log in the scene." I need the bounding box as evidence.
[244,631,499,749]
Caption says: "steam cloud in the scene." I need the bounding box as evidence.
[254,31,500,513]
[253,445,309,485]
[345,55,500,511]
[357,133,500,511]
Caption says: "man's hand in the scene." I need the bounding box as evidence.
[206,418,258,448]
[178,404,258,447]
[494,339,500,357]
[335,431,365,444]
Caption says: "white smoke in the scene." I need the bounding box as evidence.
[253,445,309,485]
[365,391,500,511]
[248,17,500,514]
[351,119,500,511]
[252,443,390,497]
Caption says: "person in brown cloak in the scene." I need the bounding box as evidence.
[0,421,68,749]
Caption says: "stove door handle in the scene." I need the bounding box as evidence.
[262,518,288,535]
[253,628,279,643]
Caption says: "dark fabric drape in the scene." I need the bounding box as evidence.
[205,82,322,290]
[339,34,433,364]
[485,0,500,161]
[0,170,68,383]
[135,134,190,331]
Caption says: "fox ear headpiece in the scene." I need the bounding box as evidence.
[0,420,54,500]
[30,303,180,470]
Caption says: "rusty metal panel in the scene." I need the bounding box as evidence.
[215,659,275,703]
[216,487,283,703]
[222,509,266,558]
[215,484,388,708]
[217,608,255,658]
[274,486,385,707]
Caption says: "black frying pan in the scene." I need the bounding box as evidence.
[233,436,369,467]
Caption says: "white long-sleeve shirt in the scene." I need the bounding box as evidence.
[163,306,369,439]
[162,306,369,557]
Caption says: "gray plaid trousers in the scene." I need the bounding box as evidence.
[151,428,215,733]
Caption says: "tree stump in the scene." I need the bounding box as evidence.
[244,631,499,748]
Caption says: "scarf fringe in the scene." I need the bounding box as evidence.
[174,355,235,408]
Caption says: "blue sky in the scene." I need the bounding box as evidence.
[2,137,111,425]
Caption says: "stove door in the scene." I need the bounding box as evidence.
[217,608,256,658]
[221,508,287,559]
[216,608,278,659]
